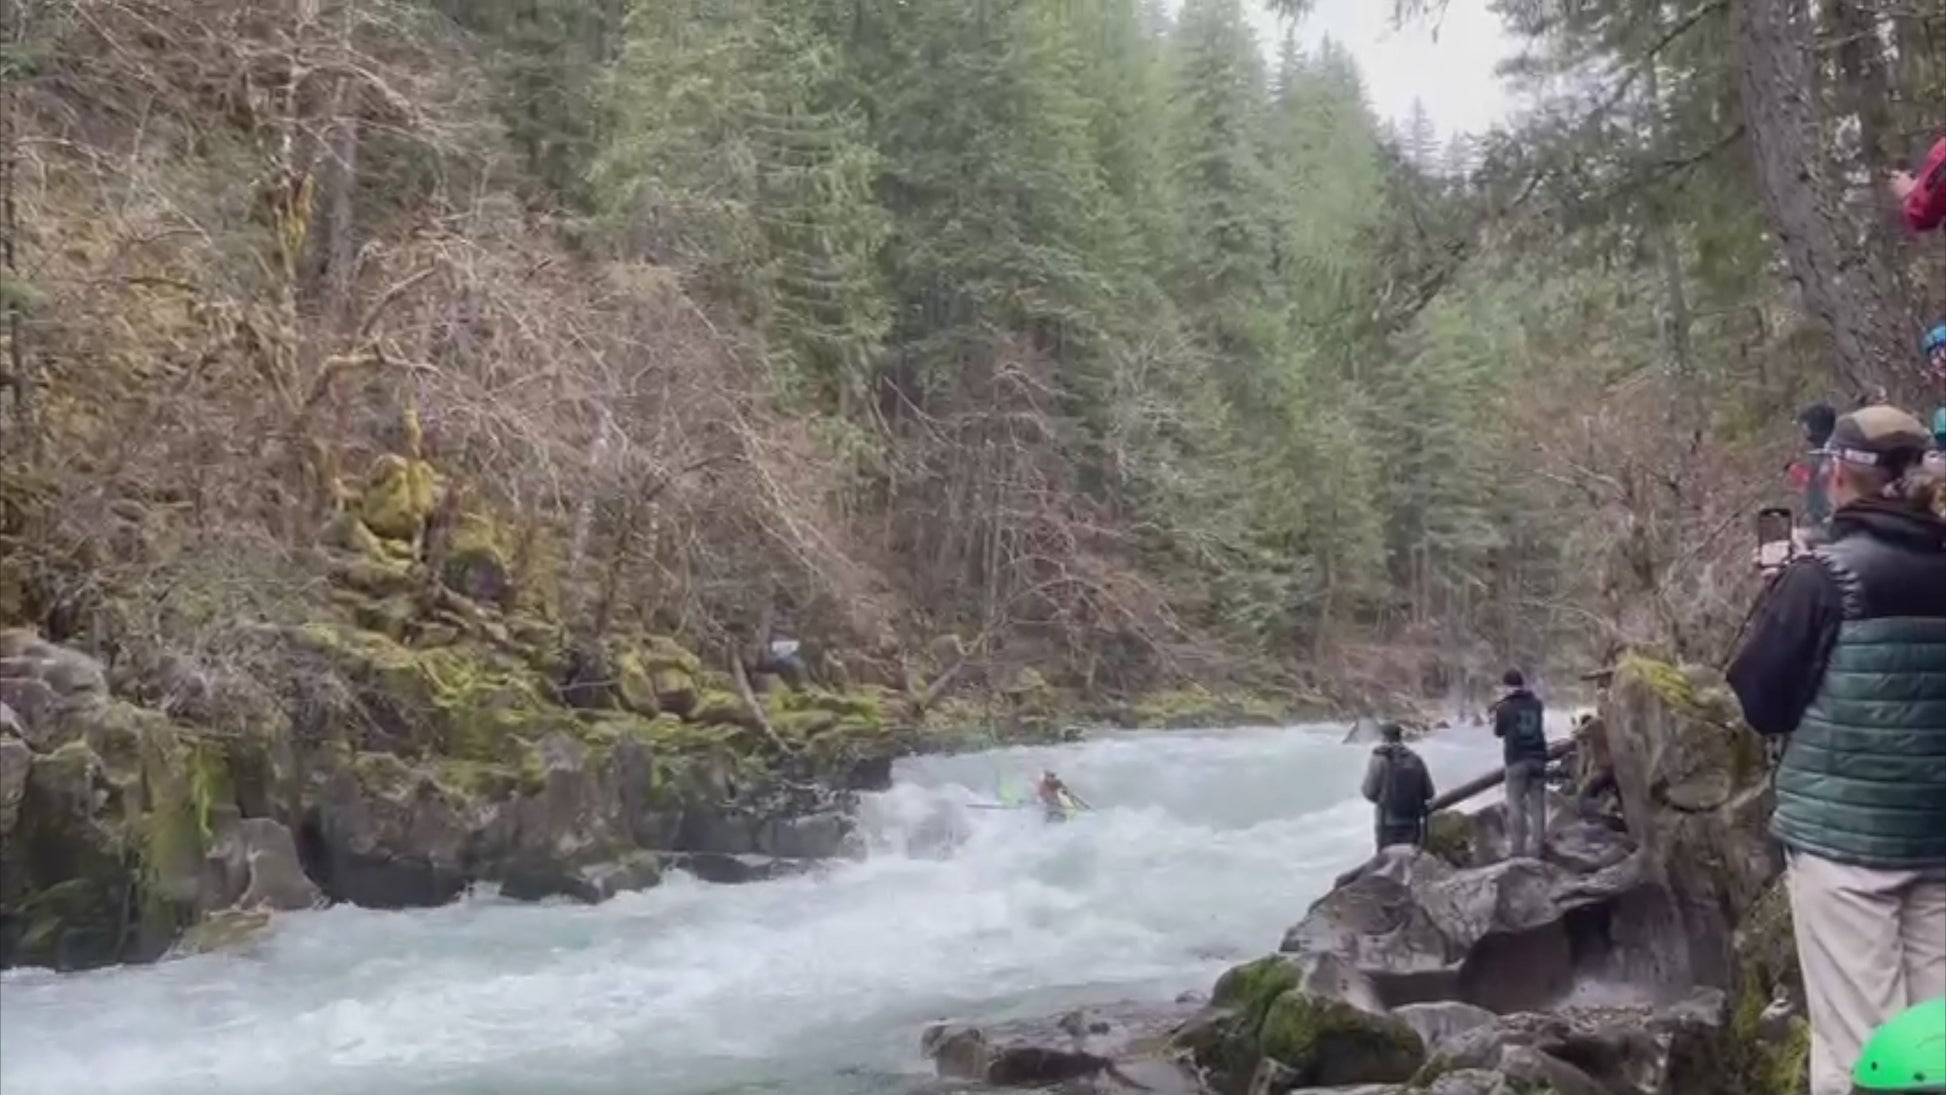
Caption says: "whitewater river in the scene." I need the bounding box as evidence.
[0,719,1519,1095]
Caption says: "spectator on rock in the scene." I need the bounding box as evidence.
[1361,722,1434,851]
[1726,405,1946,1095]
[1491,669,1549,859]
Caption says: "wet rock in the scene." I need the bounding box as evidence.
[846,753,895,792]
[664,851,817,885]
[204,818,322,912]
[756,810,856,859]
[0,736,29,836]
[492,732,625,865]
[166,908,276,959]
[498,850,661,903]
[308,754,473,908]
[922,1002,1202,1093]
[1394,1002,1497,1056]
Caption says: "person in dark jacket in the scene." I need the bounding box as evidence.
[1361,722,1434,851]
[1726,405,1946,1095]
[1491,669,1548,858]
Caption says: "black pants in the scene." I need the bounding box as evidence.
[1376,820,1424,850]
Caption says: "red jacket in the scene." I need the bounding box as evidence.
[1904,137,1946,233]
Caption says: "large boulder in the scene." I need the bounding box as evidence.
[1180,956,1422,1094]
[1601,656,1782,992]
[1256,992,1426,1089]
[203,817,322,912]
[3,702,220,969]
[1413,988,1730,1095]
[923,1003,1202,1094]
[497,850,661,904]
[0,735,29,836]
[0,630,109,750]
[1279,847,1643,1014]
[306,753,475,908]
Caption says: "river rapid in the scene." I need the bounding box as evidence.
[0,720,1520,1095]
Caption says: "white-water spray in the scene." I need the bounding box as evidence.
[0,723,1508,1095]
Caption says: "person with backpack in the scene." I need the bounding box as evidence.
[1491,669,1549,858]
[1361,722,1435,851]
[1725,405,1946,1095]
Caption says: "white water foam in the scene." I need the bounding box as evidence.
[0,721,1509,1095]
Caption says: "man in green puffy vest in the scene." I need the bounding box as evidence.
[1727,405,1946,1095]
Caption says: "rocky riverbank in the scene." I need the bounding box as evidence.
[918,655,1808,1094]
[0,460,1357,973]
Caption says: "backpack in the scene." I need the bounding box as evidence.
[1379,747,1431,822]
[1504,698,1546,755]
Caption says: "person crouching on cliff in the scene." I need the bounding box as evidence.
[1361,722,1434,851]
[1726,405,1946,1095]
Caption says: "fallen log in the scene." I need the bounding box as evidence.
[1429,737,1576,813]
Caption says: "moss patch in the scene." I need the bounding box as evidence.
[360,454,440,542]
[1424,809,1476,867]
[1257,990,1424,1086]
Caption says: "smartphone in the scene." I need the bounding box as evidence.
[1757,507,1794,569]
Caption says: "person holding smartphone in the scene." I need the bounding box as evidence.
[1890,134,1946,234]
[1726,405,1946,1095]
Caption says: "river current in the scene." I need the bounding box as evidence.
[0,719,1519,1095]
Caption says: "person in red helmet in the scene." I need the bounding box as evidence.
[1891,136,1946,234]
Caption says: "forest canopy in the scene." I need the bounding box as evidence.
[1,0,1941,710]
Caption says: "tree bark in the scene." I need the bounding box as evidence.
[1734,0,1921,395]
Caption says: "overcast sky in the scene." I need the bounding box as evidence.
[1247,0,1517,140]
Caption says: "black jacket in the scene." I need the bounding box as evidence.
[1492,688,1548,764]
[1728,502,1946,736]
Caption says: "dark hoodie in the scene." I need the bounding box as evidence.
[1728,501,1946,736]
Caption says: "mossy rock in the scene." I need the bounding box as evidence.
[350,595,416,641]
[295,624,562,762]
[1257,990,1424,1086]
[641,636,703,677]
[168,908,274,959]
[652,666,699,719]
[1213,955,1302,1020]
[327,554,419,600]
[689,689,750,728]
[774,687,888,724]
[1425,810,1477,867]
[613,649,660,716]
[441,513,513,608]
[771,708,841,739]
[360,454,440,542]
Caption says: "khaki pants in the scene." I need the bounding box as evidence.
[1786,849,1946,1095]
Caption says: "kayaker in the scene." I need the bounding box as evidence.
[1035,770,1087,822]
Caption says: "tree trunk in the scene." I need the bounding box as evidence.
[1734,0,1920,395]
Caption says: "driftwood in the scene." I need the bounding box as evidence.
[1428,737,1576,813]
